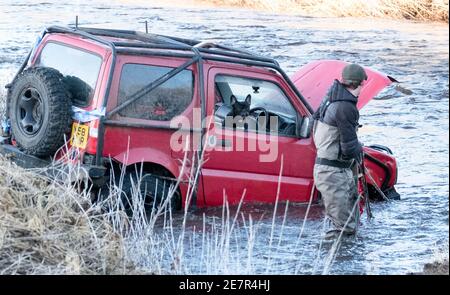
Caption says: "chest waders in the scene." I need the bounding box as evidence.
[313,96,361,238]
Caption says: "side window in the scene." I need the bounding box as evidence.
[214,75,298,136]
[118,64,194,121]
[36,42,102,106]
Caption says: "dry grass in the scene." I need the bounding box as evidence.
[204,0,449,22]
[0,156,137,274]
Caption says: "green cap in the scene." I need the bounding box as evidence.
[342,63,368,85]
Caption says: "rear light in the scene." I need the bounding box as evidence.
[86,120,99,155]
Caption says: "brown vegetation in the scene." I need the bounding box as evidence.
[203,0,449,22]
[0,157,135,274]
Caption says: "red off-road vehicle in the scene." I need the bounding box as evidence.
[0,26,400,211]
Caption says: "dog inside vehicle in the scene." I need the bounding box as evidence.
[230,94,251,117]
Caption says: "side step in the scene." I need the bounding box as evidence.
[0,142,50,168]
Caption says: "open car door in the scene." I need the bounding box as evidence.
[291,60,397,111]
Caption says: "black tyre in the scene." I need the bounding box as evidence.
[120,171,181,217]
[368,185,401,201]
[7,67,72,157]
[384,187,401,201]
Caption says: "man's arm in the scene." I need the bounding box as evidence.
[334,102,363,160]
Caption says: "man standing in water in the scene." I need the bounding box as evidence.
[313,63,368,240]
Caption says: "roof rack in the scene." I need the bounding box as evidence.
[46,25,279,67]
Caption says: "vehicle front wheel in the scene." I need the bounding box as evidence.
[368,185,401,201]
[119,171,181,217]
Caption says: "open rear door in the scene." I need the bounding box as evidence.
[291,60,397,111]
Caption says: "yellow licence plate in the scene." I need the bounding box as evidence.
[70,122,89,149]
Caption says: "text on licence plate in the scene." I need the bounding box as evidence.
[70,122,89,149]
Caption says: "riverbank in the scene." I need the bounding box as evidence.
[423,241,449,275]
[117,0,449,23]
[0,157,138,274]
[423,260,449,275]
[208,0,449,22]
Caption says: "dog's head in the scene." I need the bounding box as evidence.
[230,94,251,117]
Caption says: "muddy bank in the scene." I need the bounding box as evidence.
[422,260,449,275]
[0,156,137,274]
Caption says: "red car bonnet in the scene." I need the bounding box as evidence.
[291,60,395,111]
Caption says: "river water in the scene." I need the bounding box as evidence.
[0,0,448,274]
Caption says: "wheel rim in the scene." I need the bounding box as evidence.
[16,87,44,136]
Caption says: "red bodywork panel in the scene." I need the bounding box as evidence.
[200,64,315,206]
[29,32,398,209]
[363,147,398,190]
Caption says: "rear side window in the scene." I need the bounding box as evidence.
[117,64,194,121]
[36,42,102,106]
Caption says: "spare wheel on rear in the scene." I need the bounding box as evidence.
[7,67,73,157]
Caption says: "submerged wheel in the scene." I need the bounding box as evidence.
[383,187,401,200]
[7,67,72,157]
[119,170,181,217]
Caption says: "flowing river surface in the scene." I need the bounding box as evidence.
[0,0,448,274]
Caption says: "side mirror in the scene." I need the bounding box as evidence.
[296,115,313,138]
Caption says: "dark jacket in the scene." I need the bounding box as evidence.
[313,80,362,161]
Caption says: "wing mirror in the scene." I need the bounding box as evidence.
[296,115,313,138]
